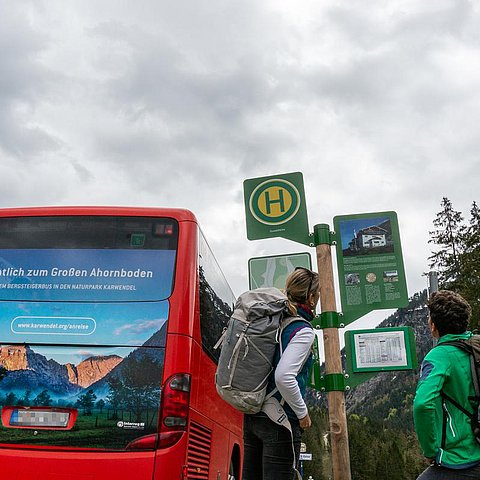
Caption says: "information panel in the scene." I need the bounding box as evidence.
[334,211,408,325]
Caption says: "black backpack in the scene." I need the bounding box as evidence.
[440,336,480,445]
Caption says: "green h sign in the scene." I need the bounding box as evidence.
[244,172,310,245]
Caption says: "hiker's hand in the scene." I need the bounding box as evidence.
[299,413,311,429]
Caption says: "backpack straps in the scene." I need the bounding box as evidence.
[278,316,312,355]
[264,316,312,402]
[439,339,479,416]
[440,391,474,418]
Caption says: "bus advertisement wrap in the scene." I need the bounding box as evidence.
[0,247,173,450]
[0,249,176,301]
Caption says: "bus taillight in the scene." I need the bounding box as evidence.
[126,434,159,451]
[158,373,191,448]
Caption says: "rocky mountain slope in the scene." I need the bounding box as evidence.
[0,345,121,394]
[66,355,123,388]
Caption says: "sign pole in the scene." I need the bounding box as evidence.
[314,224,351,480]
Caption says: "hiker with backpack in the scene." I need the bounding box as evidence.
[240,267,319,480]
[413,290,480,479]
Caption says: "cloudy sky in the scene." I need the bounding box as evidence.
[1,0,479,328]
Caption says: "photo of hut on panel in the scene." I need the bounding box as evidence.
[338,216,394,257]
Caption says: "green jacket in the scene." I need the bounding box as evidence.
[413,332,480,468]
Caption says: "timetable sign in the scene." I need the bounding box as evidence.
[345,327,417,374]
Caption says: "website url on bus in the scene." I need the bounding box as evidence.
[11,317,97,335]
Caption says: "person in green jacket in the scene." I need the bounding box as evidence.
[414,290,480,479]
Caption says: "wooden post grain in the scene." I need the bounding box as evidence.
[315,224,351,480]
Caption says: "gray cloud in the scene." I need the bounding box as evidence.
[0,0,478,303]
[0,4,60,157]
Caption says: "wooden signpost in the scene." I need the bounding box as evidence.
[315,224,351,480]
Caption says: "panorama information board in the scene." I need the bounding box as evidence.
[333,211,408,325]
[248,252,312,289]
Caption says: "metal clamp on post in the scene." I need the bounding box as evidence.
[312,312,345,330]
[319,373,347,392]
[313,224,336,246]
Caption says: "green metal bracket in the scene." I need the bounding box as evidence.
[313,224,336,246]
[312,312,345,329]
[318,373,347,392]
[343,371,376,390]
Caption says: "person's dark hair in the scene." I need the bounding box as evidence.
[284,267,319,315]
[428,290,471,336]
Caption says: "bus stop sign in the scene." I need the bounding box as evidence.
[243,172,310,245]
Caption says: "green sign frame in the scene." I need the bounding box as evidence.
[248,252,312,289]
[244,172,310,245]
[344,327,417,388]
[309,335,322,390]
[333,211,408,325]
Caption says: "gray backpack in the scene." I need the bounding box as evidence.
[214,287,300,414]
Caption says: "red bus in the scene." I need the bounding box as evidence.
[0,207,243,479]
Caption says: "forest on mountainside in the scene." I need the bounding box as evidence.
[428,198,480,329]
[302,198,480,480]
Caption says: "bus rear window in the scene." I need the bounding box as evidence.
[0,216,178,302]
[0,216,178,250]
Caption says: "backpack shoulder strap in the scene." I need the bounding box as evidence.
[440,391,474,418]
[439,338,480,411]
[280,315,312,333]
[468,336,480,398]
[440,339,472,353]
[279,316,312,348]
[441,338,480,388]
[264,317,313,403]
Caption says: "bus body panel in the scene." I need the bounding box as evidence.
[0,448,156,479]
[0,435,191,480]
[190,337,243,438]
[170,217,243,477]
[166,217,198,339]
[0,206,198,223]
[188,339,243,478]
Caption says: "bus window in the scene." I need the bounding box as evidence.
[198,230,235,363]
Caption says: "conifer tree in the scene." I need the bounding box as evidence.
[428,198,480,328]
[76,389,97,415]
[465,201,480,252]
[96,398,105,413]
[428,197,465,285]
[33,389,52,406]
[458,201,480,328]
